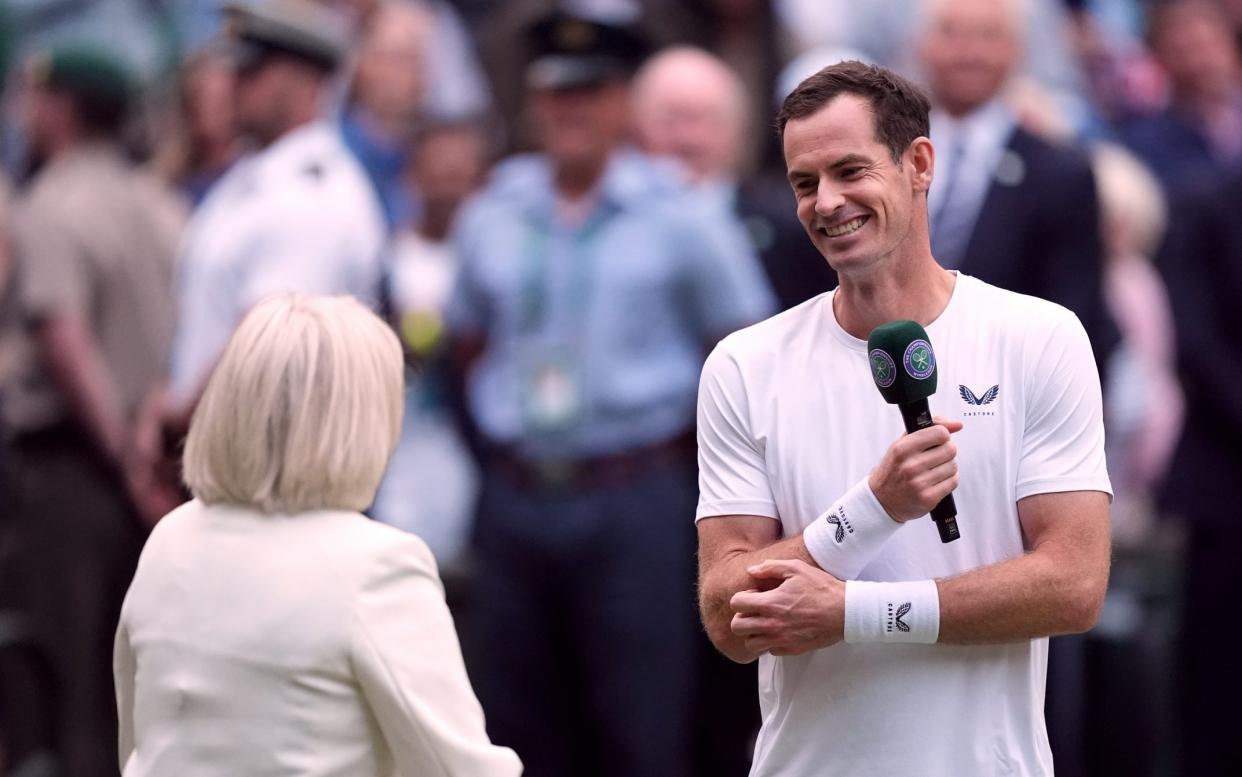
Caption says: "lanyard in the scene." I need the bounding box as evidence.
[517,208,609,336]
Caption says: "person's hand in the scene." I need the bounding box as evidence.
[120,447,181,530]
[867,417,963,522]
[123,387,184,529]
[729,559,845,657]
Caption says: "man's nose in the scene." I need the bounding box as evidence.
[815,178,845,218]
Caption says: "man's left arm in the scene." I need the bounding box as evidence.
[937,489,1109,641]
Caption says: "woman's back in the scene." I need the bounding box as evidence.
[116,500,520,777]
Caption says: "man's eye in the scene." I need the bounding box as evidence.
[841,167,862,178]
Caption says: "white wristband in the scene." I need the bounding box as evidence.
[802,478,900,579]
[844,580,940,644]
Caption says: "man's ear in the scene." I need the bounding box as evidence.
[907,137,935,195]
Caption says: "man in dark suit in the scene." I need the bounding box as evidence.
[917,0,1117,366]
[1155,176,1242,776]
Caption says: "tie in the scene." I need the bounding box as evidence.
[930,137,972,270]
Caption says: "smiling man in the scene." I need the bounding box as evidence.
[694,61,1112,776]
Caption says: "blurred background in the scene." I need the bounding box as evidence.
[0,0,1238,775]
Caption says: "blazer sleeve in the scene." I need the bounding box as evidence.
[349,536,522,777]
[113,616,136,773]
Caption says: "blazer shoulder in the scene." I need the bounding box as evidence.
[331,519,439,579]
[1008,127,1093,179]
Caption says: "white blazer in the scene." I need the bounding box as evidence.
[114,500,521,777]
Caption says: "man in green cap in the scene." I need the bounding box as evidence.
[1,43,185,777]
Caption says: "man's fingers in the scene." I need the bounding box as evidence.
[730,612,779,637]
[932,416,964,433]
[746,558,809,581]
[730,588,780,616]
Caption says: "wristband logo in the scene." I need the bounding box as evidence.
[869,349,897,389]
[886,601,912,633]
[824,506,854,544]
[903,340,935,380]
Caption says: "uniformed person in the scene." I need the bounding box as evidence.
[1,45,186,777]
[446,7,775,776]
[168,0,386,412]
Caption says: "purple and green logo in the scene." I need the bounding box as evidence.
[903,339,935,380]
[869,349,897,388]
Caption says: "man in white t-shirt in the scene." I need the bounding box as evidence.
[695,61,1112,776]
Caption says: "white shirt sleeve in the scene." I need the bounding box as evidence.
[349,536,522,777]
[696,343,780,521]
[1015,309,1114,501]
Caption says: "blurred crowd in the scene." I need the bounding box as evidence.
[0,0,1239,775]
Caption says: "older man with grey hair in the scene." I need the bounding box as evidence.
[632,45,836,311]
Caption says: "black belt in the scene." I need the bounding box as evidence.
[485,433,694,492]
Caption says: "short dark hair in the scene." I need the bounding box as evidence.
[776,61,931,162]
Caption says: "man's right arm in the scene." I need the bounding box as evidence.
[697,515,812,664]
[698,420,962,663]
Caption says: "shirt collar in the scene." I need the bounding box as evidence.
[249,121,340,182]
[931,100,1016,156]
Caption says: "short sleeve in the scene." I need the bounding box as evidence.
[677,200,776,336]
[1015,310,1113,501]
[696,343,779,521]
[349,537,522,777]
[13,203,91,317]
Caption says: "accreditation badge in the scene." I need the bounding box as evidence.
[523,351,584,434]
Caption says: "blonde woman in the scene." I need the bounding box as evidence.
[113,295,520,777]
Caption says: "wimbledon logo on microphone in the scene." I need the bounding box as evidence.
[869,349,897,388]
[903,339,935,380]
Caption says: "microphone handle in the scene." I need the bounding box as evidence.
[898,399,961,544]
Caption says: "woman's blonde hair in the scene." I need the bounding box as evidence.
[183,294,404,514]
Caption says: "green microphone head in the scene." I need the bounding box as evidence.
[866,320,938,405]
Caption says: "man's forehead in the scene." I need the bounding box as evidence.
[782,96,884,169]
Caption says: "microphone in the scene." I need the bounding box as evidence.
[866,320,960,543]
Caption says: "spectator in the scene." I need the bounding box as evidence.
[1092,143,1182,533]
[115,294,522,777]
[341,1,432,228]
[917,0,1117,371]
[0,173,11,520]
[0,44,185,777]
[1077,141,1183,777]
[1119,0,1242,194]
[150,45,240,207]
[1155,165,1242,777]
[632,47,835,309]
[371,120,491,567]
[446,8,774,776]
[168,0,386,416]
[678,0,786,176]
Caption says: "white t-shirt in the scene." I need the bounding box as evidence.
[696,273,1111,777]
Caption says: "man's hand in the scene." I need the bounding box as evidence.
[868,417,963,522]
[729,559,846,657]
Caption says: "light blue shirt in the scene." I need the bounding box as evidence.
[447,149,775,458]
